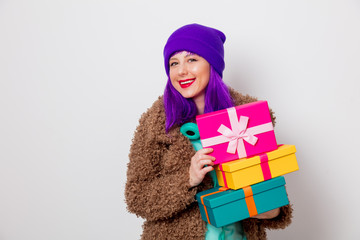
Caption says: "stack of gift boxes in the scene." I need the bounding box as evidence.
[181,100,299,228]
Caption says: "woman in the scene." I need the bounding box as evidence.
[125,23,293,240]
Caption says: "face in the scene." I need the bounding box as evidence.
[169,51,210,101]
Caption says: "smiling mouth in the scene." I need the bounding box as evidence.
[179,78,195,88]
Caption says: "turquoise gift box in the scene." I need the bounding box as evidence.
[195,176,289,228]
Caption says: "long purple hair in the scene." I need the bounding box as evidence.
[164,65,234,132]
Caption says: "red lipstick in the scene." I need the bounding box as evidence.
[179,78,195,88]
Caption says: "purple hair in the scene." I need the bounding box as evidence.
[164,65,234,132]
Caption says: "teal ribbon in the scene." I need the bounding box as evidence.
[180,122,218,187]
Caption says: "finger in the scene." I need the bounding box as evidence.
[192,154,214,164]
[198,159,214,168]
[198,148,214,154]
[197,154,216,162]
[200,159,214,167]
[200,166,214,175]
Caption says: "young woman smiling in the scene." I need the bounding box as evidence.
[125,24,293,240]
[168,52,210,114]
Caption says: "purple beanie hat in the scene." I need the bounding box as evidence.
[163,23,226,77]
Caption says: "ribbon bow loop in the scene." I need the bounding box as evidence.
[217,113,258,155]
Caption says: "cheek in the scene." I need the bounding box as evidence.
[195,63,210,81]
[169,75,179,89]
[169,71,175,82]
[200,69,210,86]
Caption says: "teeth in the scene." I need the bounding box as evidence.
[180,79,194,85]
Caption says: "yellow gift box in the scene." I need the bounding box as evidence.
[214,144,299,190]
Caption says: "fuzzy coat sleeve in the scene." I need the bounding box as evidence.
[125,97,201,222]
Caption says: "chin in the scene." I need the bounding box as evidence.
[181,93,196,99]
[176,90,192,98]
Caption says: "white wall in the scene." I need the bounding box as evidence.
[1,0,359,239]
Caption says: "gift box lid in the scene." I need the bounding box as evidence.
[196,100,271,124]
[216,145,296,172]
[196,176,286,208]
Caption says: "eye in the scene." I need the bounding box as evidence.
[170,61,178,67]
[188,58,198,63]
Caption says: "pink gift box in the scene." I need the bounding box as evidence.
[196,101,278,165]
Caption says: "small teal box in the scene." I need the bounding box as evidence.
[195,176,289,227]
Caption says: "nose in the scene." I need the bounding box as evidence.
[178,63,188,76]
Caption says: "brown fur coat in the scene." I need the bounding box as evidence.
[125,88,293,240]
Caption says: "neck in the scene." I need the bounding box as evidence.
[193,92,205,115]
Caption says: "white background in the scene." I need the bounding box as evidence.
[1,0,359,239]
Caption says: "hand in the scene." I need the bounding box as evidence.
[189,148,216,188]
[251,208,280,219]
